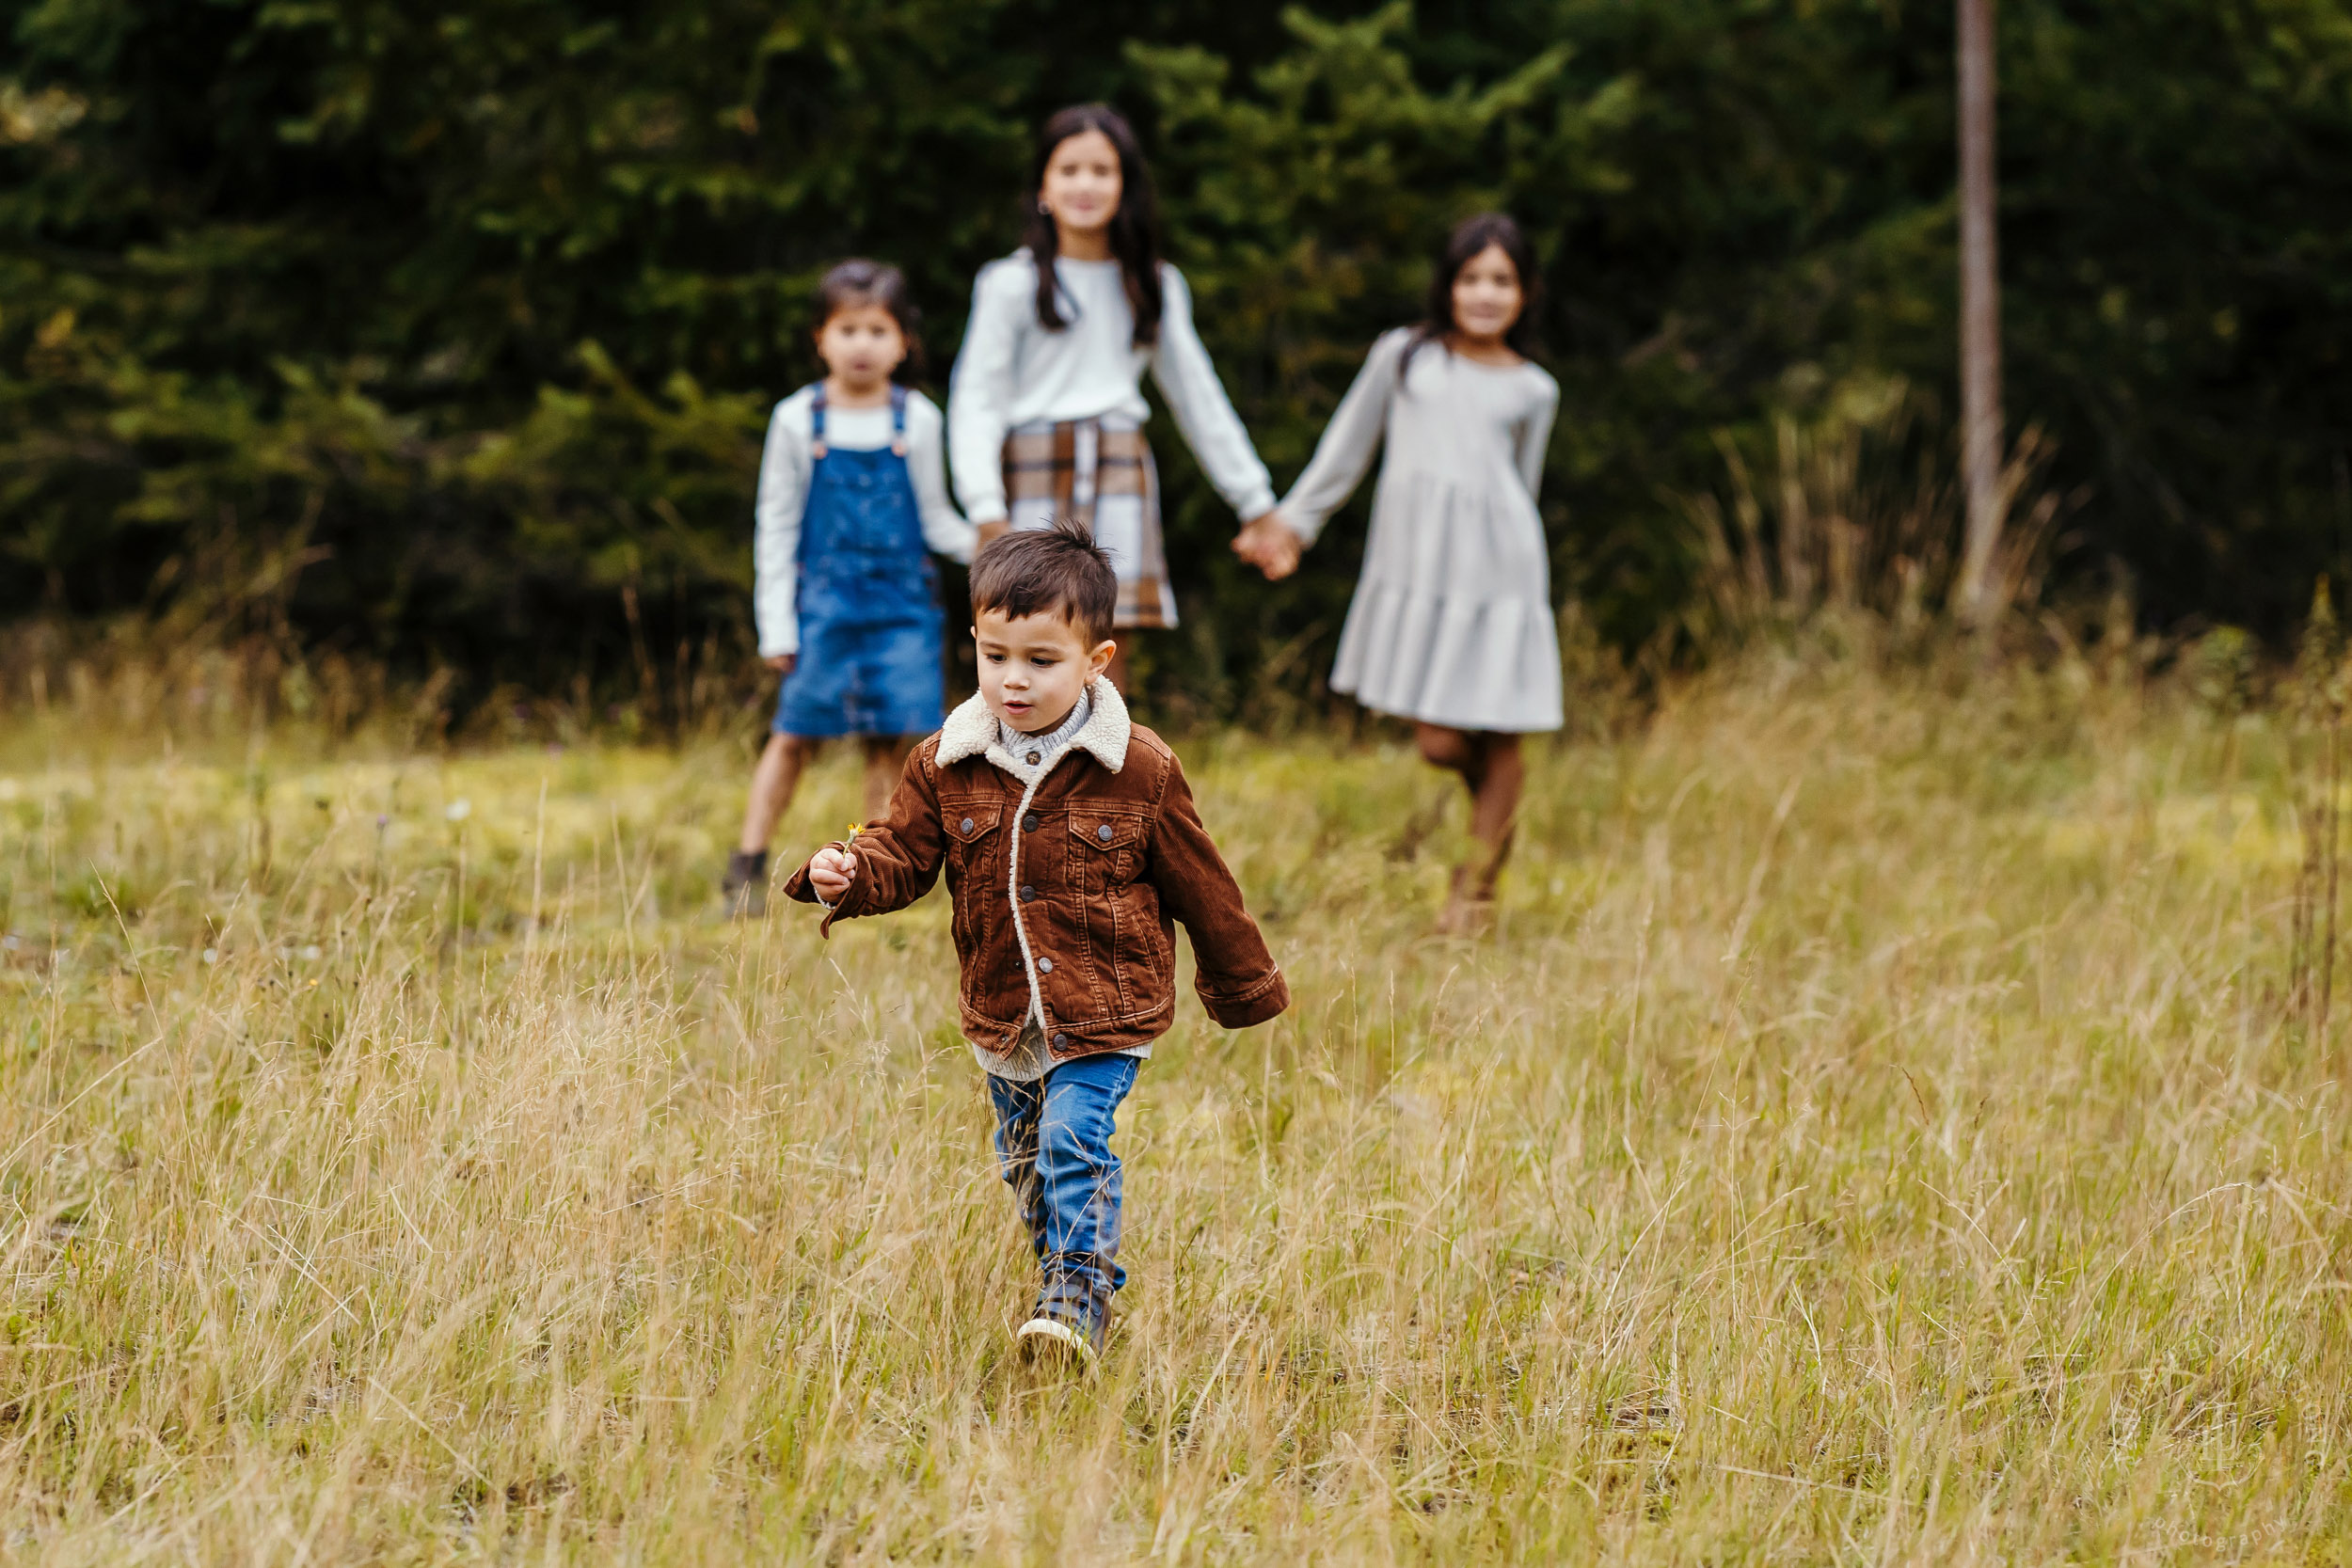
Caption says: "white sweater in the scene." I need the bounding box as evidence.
[946,251,1276,526]
[752,387,976,658]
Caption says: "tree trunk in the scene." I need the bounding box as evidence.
[1956,0,2003,622]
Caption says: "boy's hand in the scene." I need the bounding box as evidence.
[808,844,858,901]
[766,654,795,674]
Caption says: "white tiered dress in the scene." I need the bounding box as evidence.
[1279,328,1562,733]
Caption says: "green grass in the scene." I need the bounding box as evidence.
[0,648,2344,1562]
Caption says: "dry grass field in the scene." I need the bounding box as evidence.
[0,641,2345,1563]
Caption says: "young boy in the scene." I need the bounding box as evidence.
[784,521,1289,1362]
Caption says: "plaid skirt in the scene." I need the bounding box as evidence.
[1002,417,1175,629]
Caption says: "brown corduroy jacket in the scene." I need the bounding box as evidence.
[783,680,1290,1063]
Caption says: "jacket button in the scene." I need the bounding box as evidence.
[1038,957,1054,974]
[1097,823,1114,843]
[1019,884,1036,901]
[1025,751,1041,766]
[1023,812,1040,832]
[1052,1034,1067,1050]
[960,816,975,834]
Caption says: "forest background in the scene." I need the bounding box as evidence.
[5,0,2351,721]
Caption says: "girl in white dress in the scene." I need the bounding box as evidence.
[1239,214,1561,931]
[949,103,1279,692]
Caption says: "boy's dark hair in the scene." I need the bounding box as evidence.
[969,520,1118,645]
[815,258,924,381]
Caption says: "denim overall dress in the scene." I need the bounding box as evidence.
[772,383,946,737]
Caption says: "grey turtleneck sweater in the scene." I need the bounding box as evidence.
[992,689,1093,786]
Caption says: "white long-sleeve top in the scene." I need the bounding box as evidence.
[752,386,976,657]
[946,250,1277,526]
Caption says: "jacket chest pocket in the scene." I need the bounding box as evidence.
[1068,810,1149,892]
[942,798,1003,945]
[1066,808,1164,1015]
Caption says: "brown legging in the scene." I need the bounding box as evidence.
[1415,723,1522,897]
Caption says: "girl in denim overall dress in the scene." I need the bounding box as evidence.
[723,261,976,916]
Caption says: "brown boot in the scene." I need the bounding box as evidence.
[1435,831,1510,937]
[1435,865,1494,938]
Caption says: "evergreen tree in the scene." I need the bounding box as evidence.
[6,0,2352,705]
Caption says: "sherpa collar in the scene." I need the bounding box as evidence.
[937,677,1131,774]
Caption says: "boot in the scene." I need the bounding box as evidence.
[1435,831,1510,937]
[720,848,769,919]
[1435,864,1493,937]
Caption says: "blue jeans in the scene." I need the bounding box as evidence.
[988,1053,1139,1340]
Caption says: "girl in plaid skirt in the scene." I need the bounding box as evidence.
[947,103,1280,691]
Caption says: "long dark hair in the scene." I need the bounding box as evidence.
[1022,103,1164,349]
[813,258,924,382]
[1404,213,1543,371]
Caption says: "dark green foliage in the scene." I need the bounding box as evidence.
[5,0,2352,712]
[1997,0,2352,631]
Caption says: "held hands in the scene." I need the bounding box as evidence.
[808,843,859,901]
[765,653,796,674]
[1232,512,1304,581]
